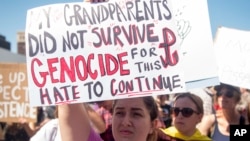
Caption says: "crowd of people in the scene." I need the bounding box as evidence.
[1,1,250,141]
[1,83,249,141]
[57,83,250,141]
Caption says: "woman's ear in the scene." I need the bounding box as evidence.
[197,113,204,123]
[149,119,158,134]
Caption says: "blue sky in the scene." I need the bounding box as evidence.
[0,0,250,53]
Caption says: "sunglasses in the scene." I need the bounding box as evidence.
[171,107,199,118]
[217,91,234,98]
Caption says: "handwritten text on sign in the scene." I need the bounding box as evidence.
[26,0,186,106]
[214,27,250,89]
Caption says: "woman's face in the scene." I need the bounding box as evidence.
[172,97,202,136]
[112,98,155,141]
[217,87,237,109]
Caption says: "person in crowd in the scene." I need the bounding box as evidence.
[95,100,113,129]
[155,95,173,128]
[4,122,30,141]
[94,100,114,141]
[2,106,56,141]
[29,106,57,136]
[157,92,212,141]
[58,96,160,141]
[30,103,106,141]
[198,83,249,141]
[240,87,250,101]
[238,87,250,122]
[98,98,165,141]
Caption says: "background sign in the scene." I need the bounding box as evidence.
[0,63,37,122]
[214,27,250,89]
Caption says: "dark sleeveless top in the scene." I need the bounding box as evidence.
[211,115,245,141]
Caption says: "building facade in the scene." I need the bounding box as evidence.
[0,34,11,50]
[17,31,26,55]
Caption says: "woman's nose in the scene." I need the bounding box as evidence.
[121,114,132,126]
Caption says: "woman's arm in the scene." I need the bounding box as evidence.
[18,118,40,137]
[58,103,91,141]
[22,122,37,137]
[85,104,106,133]
[197,114,215,135]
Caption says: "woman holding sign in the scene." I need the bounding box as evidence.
[58,96,159,141]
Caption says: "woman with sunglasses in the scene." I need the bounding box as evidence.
[157,92,212,141]
[198,83,249,141]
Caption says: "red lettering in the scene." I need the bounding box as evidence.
[75,55,88,80]
[117,52,130,75]
[159,28,178,68]
[98,54,106,76]
[31,53,129,87]
[31,58,48,87]
[87,54,98,80]
[92,24,159,48]
[47,58,59,83]
[60,56,76,82]
[105,54,119,75]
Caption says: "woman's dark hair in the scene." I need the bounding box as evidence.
[143,96,159,121]
[113,96,158,120]
[141,96,159,141]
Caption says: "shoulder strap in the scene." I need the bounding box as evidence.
[239,115,245,125]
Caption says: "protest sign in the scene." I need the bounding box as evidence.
[25,0,186,106]
[172,0,219,89]
[214,27,250,89]
[0,63,37,122]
